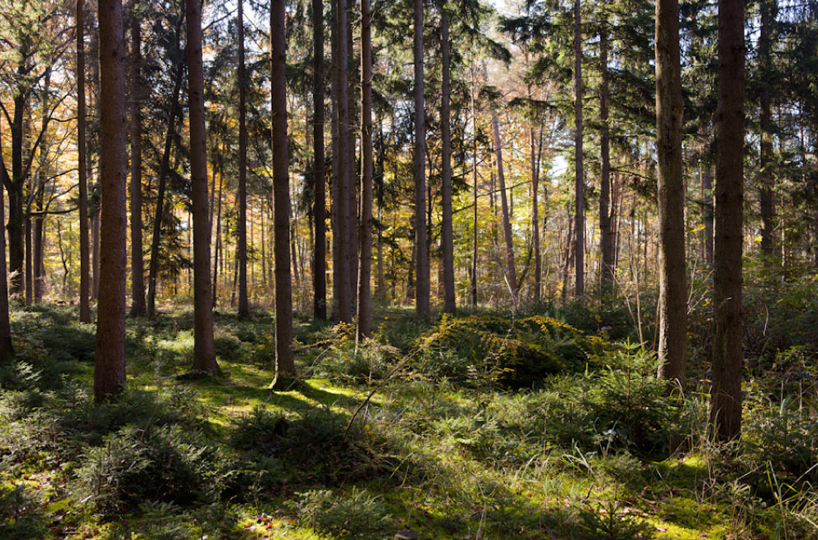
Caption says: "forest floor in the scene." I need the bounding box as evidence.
[1,301,817,539]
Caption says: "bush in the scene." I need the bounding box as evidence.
[507,347,681,456]
[231,406,401,484]
[318,339,401,384]
[743,396,818,485]
[415,314,612,387]
[288,488,393,538]
[75,424,214,514]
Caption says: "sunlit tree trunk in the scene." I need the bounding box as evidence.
[491,110,518,300]
[271,0,295,385]
[655,0,687,387]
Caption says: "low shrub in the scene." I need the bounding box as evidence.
[415,314,612,387]
[75,424,214,514]
[288,488,393,538]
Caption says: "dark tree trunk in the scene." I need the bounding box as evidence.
[413,0,429,320]
[312,0,327,321]
[758,0,775,260]
[599,24,614,299]
[357,0,373,340]
[94,0,128,400]
[471,79,478,308]
[655,0,688,387]
[129,4,146,316]
[441,10,455,313]
[0,130,15,360]
[333,0,352,323]
[711,0,745,442]
[92,208,100,300]
[271,0,295,385]
[213,164,223,307]
[702,165,714,265]
[8,92,26,298]
[77,0,91,323]
[185,0,218,374]
[237,0,249,317]
[146,52,183,318]
[573,0,584,298]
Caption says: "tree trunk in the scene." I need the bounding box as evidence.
[213,164,223,307]
[440,11,456,313]
[333,0,352,323]
[599,24,614,299]
[702,165,714,265]
[146,52,183,317]
[8,92,26,298]
[357,0,373,340]
[655,0,687,387]
[92,207,100,300]
[94,0,128,400]
[491,110,518,300]
[77,0,91,322]
[711,0,745,442]
[758,0,775,260]
[185,0,217,374]
[573,0,584,298]
[271,0,295,385]
[312,0,327,320]
[471,78,478,308]
[237,0,249,317]
[413,0,429,320]
[0,132,15,360]
[129,4,146,316]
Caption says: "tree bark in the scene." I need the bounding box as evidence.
[573,0,584,298]
[357,0,373,340]
[599,23,614,299]
[129,3,146,316]
[312,0,327,321]
[271,0,295,385]
[711,0,745,442]
[185,0,217,374]
[491,110,518,300]
[146,51,184,317]
[758,0,775,260]
[334,0,352,323]
[440,10,456,313]
[702,165,714,265]
[0,129,16,360]
[655,0,688,387]
[94,0,128,400]
[471,77,478,308]
[413,0,429,320]
[77,0,91,323]
[237,0,249,317]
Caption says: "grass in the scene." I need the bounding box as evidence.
[1,304,817,539]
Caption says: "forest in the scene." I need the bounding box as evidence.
[1,0,818,537]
